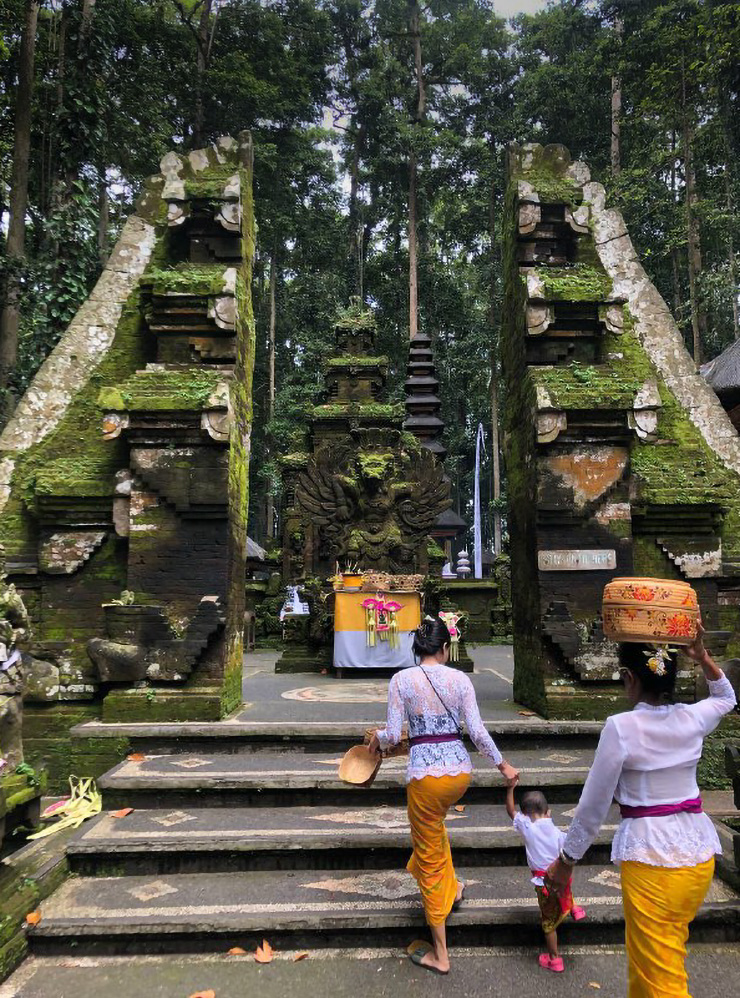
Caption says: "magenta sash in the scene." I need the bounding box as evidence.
[619,796,703,819]
[409,733,462,747]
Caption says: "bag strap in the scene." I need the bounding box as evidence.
[418,667,462,736]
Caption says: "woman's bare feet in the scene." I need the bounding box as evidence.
[419,948,450,974]
[454,880,464,903]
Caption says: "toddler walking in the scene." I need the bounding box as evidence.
[506,779,586,972]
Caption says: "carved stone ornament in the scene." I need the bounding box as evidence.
[537,412,567,444]
[526,305,553,336]
[39,531,107,575]
[201,410,232,442]
[102,412,129,440]
[518,201,541,235]
[294,440,451,572]
[210,295,236,330]
[167,201,189,227]
[601,304,625,334]
[565,205,590,233]
[216,203,241,232]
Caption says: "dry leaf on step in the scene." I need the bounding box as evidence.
[25,911,41,926]
[588,984,601,990]
[406,939,432,956]
[127,753,146,762]
[454,805,466,812]
[517,710,536,717]
[255,940,274,963]
[293,952,309,962]
[188,991,216,998]
[111,808,134,818]
[227,947,247,955]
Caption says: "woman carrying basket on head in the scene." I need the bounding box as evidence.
[546,618,737,997]
[368,616,519,975]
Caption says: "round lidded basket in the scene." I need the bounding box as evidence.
[602,577,699,646]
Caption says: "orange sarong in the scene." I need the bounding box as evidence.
[406,772,471,925]
[621,858,714,998]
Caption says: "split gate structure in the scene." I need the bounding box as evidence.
[0,134,256,787]
[503,143,740,718]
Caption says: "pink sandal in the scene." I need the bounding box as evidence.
[539,953,564,973]
[571,905,586,921]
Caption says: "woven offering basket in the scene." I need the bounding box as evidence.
[364,727,410,758]
[602,577,699,646]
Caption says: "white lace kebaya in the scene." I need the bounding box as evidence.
[563,672,737,868]
[375,664,503,782]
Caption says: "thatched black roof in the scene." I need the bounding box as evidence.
[701,338,740,396]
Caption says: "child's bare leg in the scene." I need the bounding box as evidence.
[544,928,558,958]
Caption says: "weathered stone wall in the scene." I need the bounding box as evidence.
[503,143,740,718]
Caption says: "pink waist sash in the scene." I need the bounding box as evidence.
[619,796,703,819]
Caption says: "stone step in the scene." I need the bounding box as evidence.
[66,802,618,875]
[30,865,740,954]
[72,717,603,755]
[8,944,740,998]
[97,747,596,809]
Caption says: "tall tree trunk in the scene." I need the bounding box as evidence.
[488,161,502,557]
[0,1,40,399]
[408,152,418,339]
[407,1,425,340]
[348,122,366,301]
[610,18,623,176]
[681,59,706,366]
[97,169,109,267]
[265,243,277,541]
[193,0,213,149]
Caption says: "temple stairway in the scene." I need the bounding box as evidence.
[9,657,740,992]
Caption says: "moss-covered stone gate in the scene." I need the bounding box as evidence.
[0,134,256,787]
[503,143,740,718]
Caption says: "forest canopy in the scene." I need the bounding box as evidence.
[1,0,738,549]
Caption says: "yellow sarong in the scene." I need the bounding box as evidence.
[621,858,714,998]
[406,772,471,925]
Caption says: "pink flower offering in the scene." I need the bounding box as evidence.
[383,601,403,613]
[361,598,380,610]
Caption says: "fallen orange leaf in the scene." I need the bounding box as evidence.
[127,752,146,762]
[454,804,466,812]
[517,710,536,717]
[588,984,602,990]
[227,947,247,955]
[293,951,309,962]
[25,911,41,926]
[111,808,134,818]
[255,939,274,963]
[188,992,215,998]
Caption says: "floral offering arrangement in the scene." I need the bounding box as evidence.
[362,594,404,649]
[438,610,464,661]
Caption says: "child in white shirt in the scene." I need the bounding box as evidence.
[506,780,586,972]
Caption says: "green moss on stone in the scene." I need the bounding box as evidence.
[325,355,388,369]
[532,362,644,409]
[141,262,231,296]
[312,402,404,420]
[98,368,225,412]
[534,263,613,302]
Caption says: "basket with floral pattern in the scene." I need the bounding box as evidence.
[602,577,698,645]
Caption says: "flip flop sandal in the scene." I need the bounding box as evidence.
[451,881,466,911]
[409,947,449,975]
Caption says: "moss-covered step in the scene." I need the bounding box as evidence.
[98,367,229,413]
[101,687,224,722]
[0,766,48,843]
[0,817,76,983]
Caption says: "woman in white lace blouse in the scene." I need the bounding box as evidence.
[546,621,737,997]
[368,617,518,975]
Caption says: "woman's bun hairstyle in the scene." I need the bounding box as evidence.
[413,616,451,661]
[618,642,678,700]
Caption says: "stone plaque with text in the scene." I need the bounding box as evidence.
[538,549,616,571]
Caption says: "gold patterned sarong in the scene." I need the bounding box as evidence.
[406,772,470,925]
[621,858,714,997]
